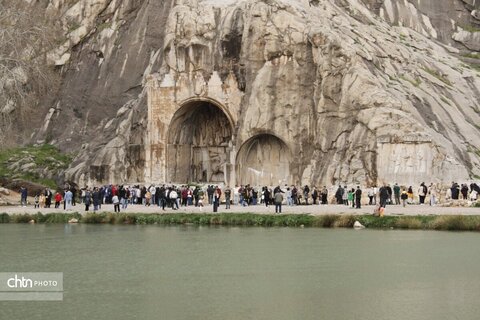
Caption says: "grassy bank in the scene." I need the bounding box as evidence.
[0,144,72,189]
[1,212,480,231]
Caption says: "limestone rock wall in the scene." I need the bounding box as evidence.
[361,0,480,50]
[33,0,480,187]
[38,0,176,184]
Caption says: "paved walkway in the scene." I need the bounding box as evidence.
[2,203,480,216]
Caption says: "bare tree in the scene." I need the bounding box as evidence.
[0,0,60,146]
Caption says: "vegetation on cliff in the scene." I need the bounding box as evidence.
[0,144,72,189]
[0,1,61,146]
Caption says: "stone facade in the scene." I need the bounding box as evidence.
[145,69,296,187]
[145,71,243,186]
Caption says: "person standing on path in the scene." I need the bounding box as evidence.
[264,187,270,207]
[418,182,427,204]
[170,188,179,210]
[84,189,91,211]
[386,184,393,205]
[34,194,39,208]
[224,186,231,209]
[207,185,214,205]
[379,185,389,208]
[64,189,73,211]
[145,190,151,207]
[292,186,298,205]
[112,194,120,213]
[303,185,310,205]
[238,185,245,206]
[343,186,349,206]
[149,185,156,206]
[429,183,437,206]
[274,190,284,213]
[197,188,204,208]
[348,188,354,208]
[461,184,469,200]
[39,193,45,208]
[92,187,101,211]
[407,186,414,204]
[71,187,77,206]
[335,185,344,205]
[312,187,318,205]
[355,186,362,209]
[54,192,62,209]
[451,182,460,200]
[393,183,401,205]
[321,186,328,205]
[286,188,293,206]
[368,187,374,205]
[401,189,408,207]
[213,188,220,213]
[20,186,28,207]
[469,183,478,201]
[45,188,52,208]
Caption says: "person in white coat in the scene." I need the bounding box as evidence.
[428,183,437,206]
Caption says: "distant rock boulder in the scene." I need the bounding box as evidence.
[0,179,52,196]
[0,187,10,196]
[68,218,79,224]
[354,221,366,229]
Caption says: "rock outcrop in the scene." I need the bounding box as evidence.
[362,0,480,49]
[26,0,480,187]
[354,221,366,229]
[0,187,20,206]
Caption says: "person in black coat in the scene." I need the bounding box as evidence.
[44,188,52,208]
[71,187,77,206]
[207,185,214,205]
[303,185,310,205]
[335,186,344,204]
[321,186,328,205]
[451,182,460,200]
[84,189,91,211]
[386,185,393,204]
[312,187,318,205]
[461,184,469,200]
[140,186,147,205]
[355,186,362,209]
[379,185,389,208]
[119,186,127,209]
[471,183,480,194]
[92,187,101,211]
[263,187,270,207]
[213,188,220,212]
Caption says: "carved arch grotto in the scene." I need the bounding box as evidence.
[236,134,292,187]
[166,98,235,184]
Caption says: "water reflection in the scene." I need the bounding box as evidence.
[0,225,479,320]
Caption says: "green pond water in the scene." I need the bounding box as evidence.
[0,224,479,320]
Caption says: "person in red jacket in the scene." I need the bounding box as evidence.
[181,187,188,206]
[111,185,118,196]
[54,192,63,209]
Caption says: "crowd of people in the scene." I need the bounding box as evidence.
[347,182,480,208]
[18,181,480,213]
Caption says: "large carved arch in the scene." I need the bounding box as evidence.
[236,134,292,186]
[145,71,242,185]
[166,99,234,183]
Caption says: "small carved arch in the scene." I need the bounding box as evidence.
[236,134,292,186]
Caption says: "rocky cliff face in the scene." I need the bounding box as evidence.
[363,0,480,50]
[28,0,480,187]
